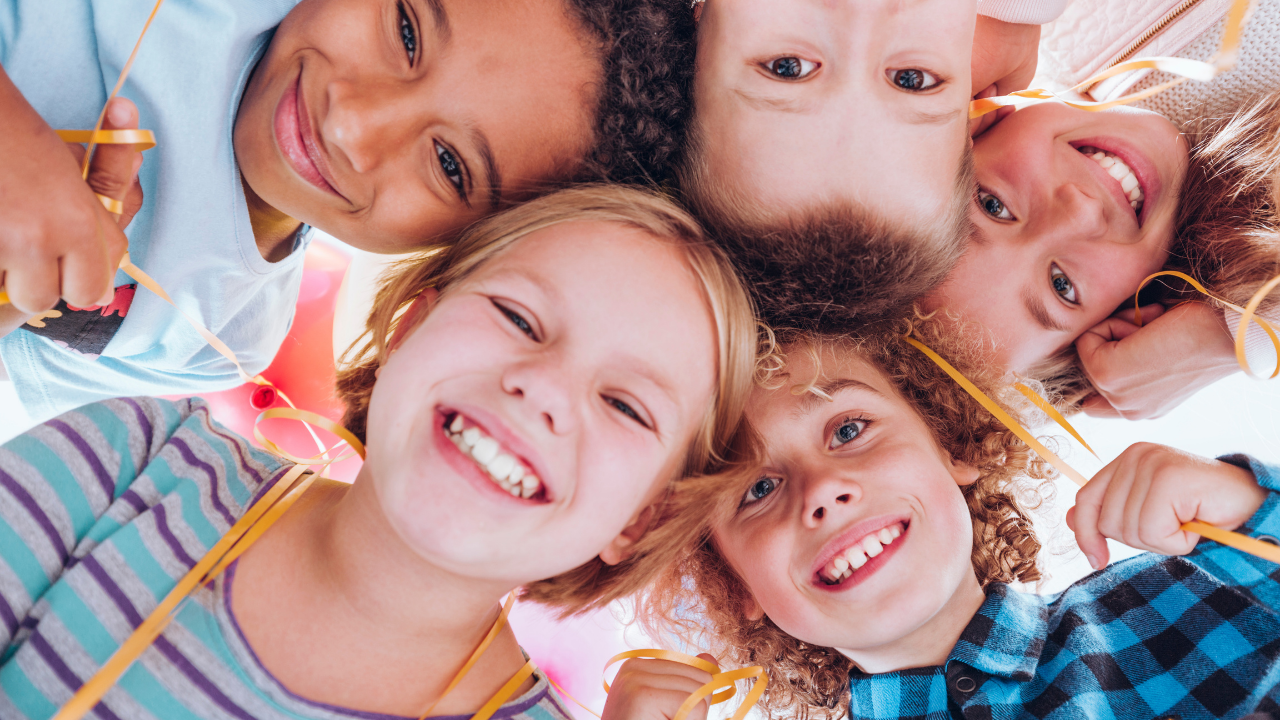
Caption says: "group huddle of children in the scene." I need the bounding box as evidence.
[2,0,1280,718]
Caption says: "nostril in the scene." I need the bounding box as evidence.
[813,507,824,520]
[836,493,851,504]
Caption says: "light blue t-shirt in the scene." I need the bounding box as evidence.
[0,0,312,422]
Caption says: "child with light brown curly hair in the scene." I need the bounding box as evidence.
[609,316,1280,720]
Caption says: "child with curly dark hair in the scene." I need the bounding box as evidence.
[0,0,697,422]
[612,317,1280,720]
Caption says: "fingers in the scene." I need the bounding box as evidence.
[1070,463,1113,570]
[84,99,142,209]
[1113,303,1167,325]
[1080,393,1121,418]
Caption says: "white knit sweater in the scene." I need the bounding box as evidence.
[978,0,1070,24]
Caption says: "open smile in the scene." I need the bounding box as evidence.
[1069,138,1160,227]
[812,518,909,590]
[436,409,548,502]
[274,72,344,199]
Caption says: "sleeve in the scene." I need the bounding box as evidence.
[1224,308,1279,377]
[0,397,193,660]
[1184,455,1280,609]
[977,0,1069,24]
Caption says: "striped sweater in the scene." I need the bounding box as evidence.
[0,397,574,720]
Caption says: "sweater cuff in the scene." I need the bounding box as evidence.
[1224,308,1279,376]
[977,0,1068,24]
[1218,455,1280,541]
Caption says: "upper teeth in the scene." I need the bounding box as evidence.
[445,414,541,499]
[1078,146,1144,214]
[819,523,904,586]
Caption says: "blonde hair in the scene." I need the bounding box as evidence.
[638,314,1053,719]
[334,185,758,614]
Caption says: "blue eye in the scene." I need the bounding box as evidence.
[829,419,866,450]
[606,397,649,428]
[494,301,536,339]
[742,477,780,505]
[435,142,465,195]
[397,2,417,65]
[977,190,1014,221]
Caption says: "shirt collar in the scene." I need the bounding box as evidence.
[946,583,1049,681]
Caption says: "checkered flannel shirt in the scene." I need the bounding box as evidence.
[847,455,1280,720]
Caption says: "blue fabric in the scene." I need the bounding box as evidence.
[848,456,1280,720]
[0,0,312,421]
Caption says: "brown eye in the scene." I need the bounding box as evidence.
[887,68,940,91]
[766,56,818,80]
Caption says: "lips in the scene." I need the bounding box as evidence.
[1069,137,1161,227]
[273,72,342,198]
[434,406,553,505]
[811,515,910,591]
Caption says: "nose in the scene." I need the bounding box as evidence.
[323,77,417,174]
[501,357,579,436]
[1048,180,1109,243]
[801,472,862,529]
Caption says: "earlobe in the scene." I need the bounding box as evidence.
[743,593,764,621]
[948,457,981,487]
[599,504,657,566]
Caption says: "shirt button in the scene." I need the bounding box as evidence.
[954,676,977,693]
[1259,535,1280,546]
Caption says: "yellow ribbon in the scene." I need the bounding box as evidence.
[904,334,1280,567]
[970,0,1255,119]
[598,650,769,720]
[1132,270,1280,380]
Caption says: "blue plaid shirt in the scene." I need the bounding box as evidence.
[848,455,1280,720]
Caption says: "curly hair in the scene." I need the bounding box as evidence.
[564,0,697,186]
[637,314,1054,720]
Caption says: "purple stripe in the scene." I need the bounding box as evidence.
[48,420,116,503]
[121,398,155,458]
[150,505,198,569]
[28,631,126,720]
[81,555,145,626]
[118,489,149,515]
[152,634,259,720]
[0,468,68,559]
[198,407,268,488]
[0,589,18,639]
[167,437,237,528]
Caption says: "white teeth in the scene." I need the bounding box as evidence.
[461,427,480,447]
[1098,155,1116,169]
[847,549,868,569]
[863,536,883,557]
[878,527,895,544]
[488,454,515,482]
[818,522,906,584]
[832,557,850,575]
[521,474,538,495]
[1120,174,1138,193]
[450,415,464,433]
[471,437,498,464]
[1080,146,1143,215]
[509,464,525,484]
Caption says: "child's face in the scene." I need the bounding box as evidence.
[364,222,720,585]
[234,0,599,253]
[713,349,980,660]
[692,0,975,222]
[928,103,1188,372]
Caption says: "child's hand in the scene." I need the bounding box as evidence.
[1067,443,1265,570]
[601,654,717,720]
[0,66,139,313]
[970,16,1040,136]
[1075,302,1239,420]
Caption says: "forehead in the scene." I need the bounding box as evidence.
[748,346,902,423]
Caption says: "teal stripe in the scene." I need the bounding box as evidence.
[171,472,223,548]
[111,530,171,603]
[46,583,118,664]
[117,660,208,720]
[0,517,53,599]
[82,517,124,548]
[8,436,96,541]
[189,423,254,508]
[0,661,58,720]
[78,403,138,493]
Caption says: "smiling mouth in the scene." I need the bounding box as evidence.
[818,522,906,586]
[1077,146,1144,217]
[442,412,545,500]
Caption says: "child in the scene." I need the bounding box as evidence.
[675,0,1065,334]
[625,318,1280,720]
[0,186,758,719]
[0,0,696,421]
[929,89,1280,419]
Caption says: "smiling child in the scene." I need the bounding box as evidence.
[0,0,696,421]
[630,318,1280,720]
[0,186,757,719]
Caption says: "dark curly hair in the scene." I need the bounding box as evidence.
[565,0,697,186]
[637,313,1054,720]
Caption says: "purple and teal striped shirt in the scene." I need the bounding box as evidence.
[0,397,574,720]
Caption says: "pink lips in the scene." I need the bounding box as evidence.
[811,514,910,590]
[432,406,554,506]
[274,73,342,197]
[1070,137,1161,227]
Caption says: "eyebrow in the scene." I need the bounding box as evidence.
[732,87,810,114]
[468,125,503,209]
[1020,284,1072,333]
[792,378,885,418]
[423,0,451,43]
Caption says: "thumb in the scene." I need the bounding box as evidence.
[85,98,144,213]
[1081,393,1122,418]
[695,653,719,672]
[1113,302,1167,326]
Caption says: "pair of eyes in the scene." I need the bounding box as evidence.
[764,57,940,91]
[397,2,470,202]
[976,190,1080,305]
[493,300,651,429]
[741,417,867,506]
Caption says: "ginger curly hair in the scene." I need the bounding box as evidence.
[636,314,1054,720]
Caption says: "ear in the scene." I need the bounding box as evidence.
[947,456,981,487]
[598,503,658,566]
[743,592,764,621]
[376,289,439,379]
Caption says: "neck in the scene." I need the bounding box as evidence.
[242,177,303,263]
[837,569,987,674]
[232,466,530,715]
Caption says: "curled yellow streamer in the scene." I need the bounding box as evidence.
[596,650,768,720]
[970,0,1255,119]
[905,334,1280,568]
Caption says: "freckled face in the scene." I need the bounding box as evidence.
[693,0,975,221]
[364,222,720,584]
[234,0,599,253]
[713,349,979,656]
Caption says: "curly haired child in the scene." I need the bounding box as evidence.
[619,317,1280,720]
[0,186,758,720]
[0,0,696,422]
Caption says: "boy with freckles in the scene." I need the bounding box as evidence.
[614,323,1280,720]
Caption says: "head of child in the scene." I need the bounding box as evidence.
[233,0,695,254]
[679,0,976,295]
[642,318,1048,716]
[332,186,756,612]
